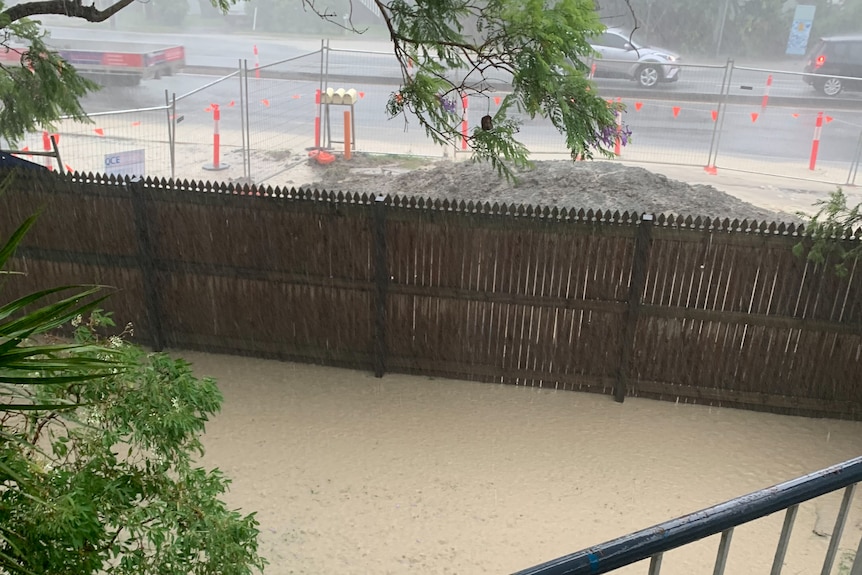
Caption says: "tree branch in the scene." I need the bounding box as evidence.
[2,0,137,25]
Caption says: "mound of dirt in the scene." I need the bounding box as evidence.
[302,157,798,223]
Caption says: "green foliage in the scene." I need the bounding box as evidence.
[627,0,862,59]
[146,0,191,26]
[793,188,862,277]
[0,0,239,144]
[1,326,266,575]
[729,0,793,57]
[809,0,862,39]
[0,11,96,146]
[0,217,265,575]
[245,0,352,33]
[837,550,856,575]
[0,0,625,178]
[0,213,123,409]
[381,0,621,178]
[626,0,801,58]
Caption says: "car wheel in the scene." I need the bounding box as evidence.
[819,77,843,96]
[636,64,661,88]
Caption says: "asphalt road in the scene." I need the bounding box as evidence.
[47,25,862,104]
[56,25,862,176]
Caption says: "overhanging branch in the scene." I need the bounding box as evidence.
[2,0,137,24]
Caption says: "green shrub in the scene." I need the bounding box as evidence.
[245,0,351,34]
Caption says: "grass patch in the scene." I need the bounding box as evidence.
[265,149,293,162]
[347,153,436,170]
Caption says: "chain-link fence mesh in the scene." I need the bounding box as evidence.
[13,43,862,188]
[245,52,324,184]
[172,70,245,182]
[19,107,171,177]
[709,66,861,184]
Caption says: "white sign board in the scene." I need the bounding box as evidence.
[104,149,145,177]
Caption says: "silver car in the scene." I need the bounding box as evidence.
[587,29,681,88]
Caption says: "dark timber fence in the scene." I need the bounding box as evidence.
[2,169,861,419]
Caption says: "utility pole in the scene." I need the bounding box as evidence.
[715,0,731,58]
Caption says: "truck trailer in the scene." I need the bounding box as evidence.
[0,39,186,86]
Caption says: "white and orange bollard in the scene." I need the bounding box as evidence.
[461,94,468,150]
[809,111,823,171]
[253,45,260,79]
[314,89,321,149]
[42,131,53,171]
[761,74,773,113]
[344,110,352,160]
[203,103,229,171]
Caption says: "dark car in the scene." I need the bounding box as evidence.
[803,35,862,96]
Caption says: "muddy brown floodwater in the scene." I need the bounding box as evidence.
[188,351,862,575]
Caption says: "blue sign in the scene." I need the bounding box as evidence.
[786,5,816,56]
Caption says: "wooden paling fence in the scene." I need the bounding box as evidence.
[1,170,861,419]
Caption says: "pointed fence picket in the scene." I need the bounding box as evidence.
[1,169,860,419]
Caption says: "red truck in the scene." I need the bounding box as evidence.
[0,39,185,86]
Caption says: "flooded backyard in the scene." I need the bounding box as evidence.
[187,350,862,575]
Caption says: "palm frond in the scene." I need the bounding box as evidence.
[0,213,38,271]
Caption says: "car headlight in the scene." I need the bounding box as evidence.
[659,54,678,62]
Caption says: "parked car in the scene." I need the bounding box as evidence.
[803,34,862,96]
[586,28,681,88]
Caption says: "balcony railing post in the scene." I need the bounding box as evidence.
[820,483,857,575]
[512,457,862,575]
[850,532,862,575]
[712,528,734,575]
[647,554,663,575]
[769,504,799,575]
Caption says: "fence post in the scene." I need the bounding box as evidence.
[810,111,824,171]
[129,176,165,352]
[242,59,252,181]
[164,90,177,180]
[50,135,64,175]
[239,58,249,181]
[614,213,654,402]
[705,59,734,174]
[847,128,862,186]
[372,194,389,377]
[318,39,327,150]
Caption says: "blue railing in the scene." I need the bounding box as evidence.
[513,456,862,575]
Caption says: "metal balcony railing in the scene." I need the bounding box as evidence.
[513,456,862,575]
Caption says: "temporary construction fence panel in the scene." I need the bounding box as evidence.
[586,61,728,167]
[325,46,401,85]
[18,107,171,178]
[172,70,245,182]
[324,46,456,159]
[346,83,450,158]
[18,43,862,191]
[711,66,860,184]
[244,52,326,184]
